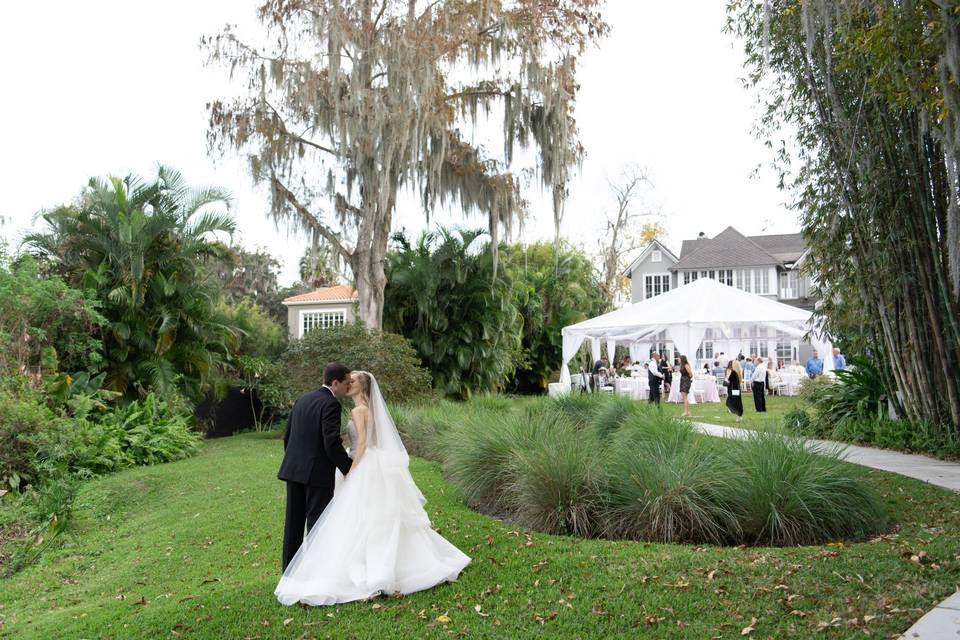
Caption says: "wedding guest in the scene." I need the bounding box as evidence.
[659,353,672,391]
[647,352,664,405]
[712,360,725,376]
[743,355,756,381]
[833,348,846,371]
[717,352,730,368]
[731,357,744,391]
[805,350,824,379]
[724,361,743,421]
[751,357,768,412]
[679,355,695,417]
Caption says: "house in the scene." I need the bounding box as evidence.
[626,227,813,309]
[281,284,358,339]
[624,227,815,364]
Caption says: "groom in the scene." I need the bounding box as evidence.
[277,362,353,570]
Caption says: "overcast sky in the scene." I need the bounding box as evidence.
[0,0,795,286]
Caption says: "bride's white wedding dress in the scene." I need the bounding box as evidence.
[275,375,470,606]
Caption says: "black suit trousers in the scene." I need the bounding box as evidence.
[282,481,334,571]
[648,383,661,405]
[752,381,767,412]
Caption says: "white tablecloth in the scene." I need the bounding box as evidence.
[614,377,648,400]
[694,377,721,403]
[548,382,568,397]
[773,372,803,396]
[667,376,721,403]
[668,378,696,404]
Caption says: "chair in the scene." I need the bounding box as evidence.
[616,386,633,399]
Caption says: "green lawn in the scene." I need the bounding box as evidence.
[2,431,960,639]
[667,393,800,431]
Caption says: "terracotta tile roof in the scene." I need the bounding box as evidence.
[282,285,357,304]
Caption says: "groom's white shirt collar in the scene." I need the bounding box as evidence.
[322,384,334,395]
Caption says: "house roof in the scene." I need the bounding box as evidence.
[749,233,807,263]
[282,284,358,305]
[623,240,679,277]
[673,227,804,270]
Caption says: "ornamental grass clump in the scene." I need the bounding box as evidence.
[600,422,739,544]
[549,392,608,428]
[443,409,554,511]
[588,395,642,441]
[394,399,467,462]
[504,418,600,537]
[723,432,888,546]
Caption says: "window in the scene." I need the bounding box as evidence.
[779,270,799,299]
[777,331,797,365]
[756,268,770,294]
[736,269,752,292]
[718,269,733,286]
[748,326,769,358]
[683,271,699,285]
[653,331,673,362]
[302,310,346,335]
[651,249,662,263]
[697,328,715,362]
[644,274,670,299]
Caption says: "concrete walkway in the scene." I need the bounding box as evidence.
[691,421,960,639]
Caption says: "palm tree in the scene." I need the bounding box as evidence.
[24,166,237,400]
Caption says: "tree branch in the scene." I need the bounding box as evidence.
[270,176,354,263]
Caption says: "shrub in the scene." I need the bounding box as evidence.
[284,323,432,404]
[100,393,201,466]
[723,432,888,546]
[782,407,818,437]
[29,392,200,478]
[215,298,287,359]
[0,387,66,489]
[505,418,600,537]
[600,420,738,544]
[383,228,523,399]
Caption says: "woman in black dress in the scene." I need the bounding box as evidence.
[724,360,743,422]
[679,355,694,417]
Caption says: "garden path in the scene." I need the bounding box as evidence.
[692,420,960,640]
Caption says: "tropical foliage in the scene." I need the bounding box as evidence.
[383,229,522,398]
[0,252,105,376]
[728,2,960,430]
[23,167,238,401]
[501,241,607,393]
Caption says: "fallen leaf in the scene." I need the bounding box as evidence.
[741,617,757,635]
[282,618,293,626]
[474,605,489,618]
[436,613,451,624]
[706,569,717,582]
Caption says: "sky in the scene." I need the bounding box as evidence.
[0,0,796,286]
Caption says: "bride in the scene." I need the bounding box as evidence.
[275,371,470,606]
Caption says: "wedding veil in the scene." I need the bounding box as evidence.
[361,372,407,456]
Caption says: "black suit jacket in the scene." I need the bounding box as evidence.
[277,387,352,486]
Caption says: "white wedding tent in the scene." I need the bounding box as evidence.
[559,278,833,384]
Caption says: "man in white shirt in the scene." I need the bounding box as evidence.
[647,352,664,405]
[717,352,730,369]
[751,357,768,412]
